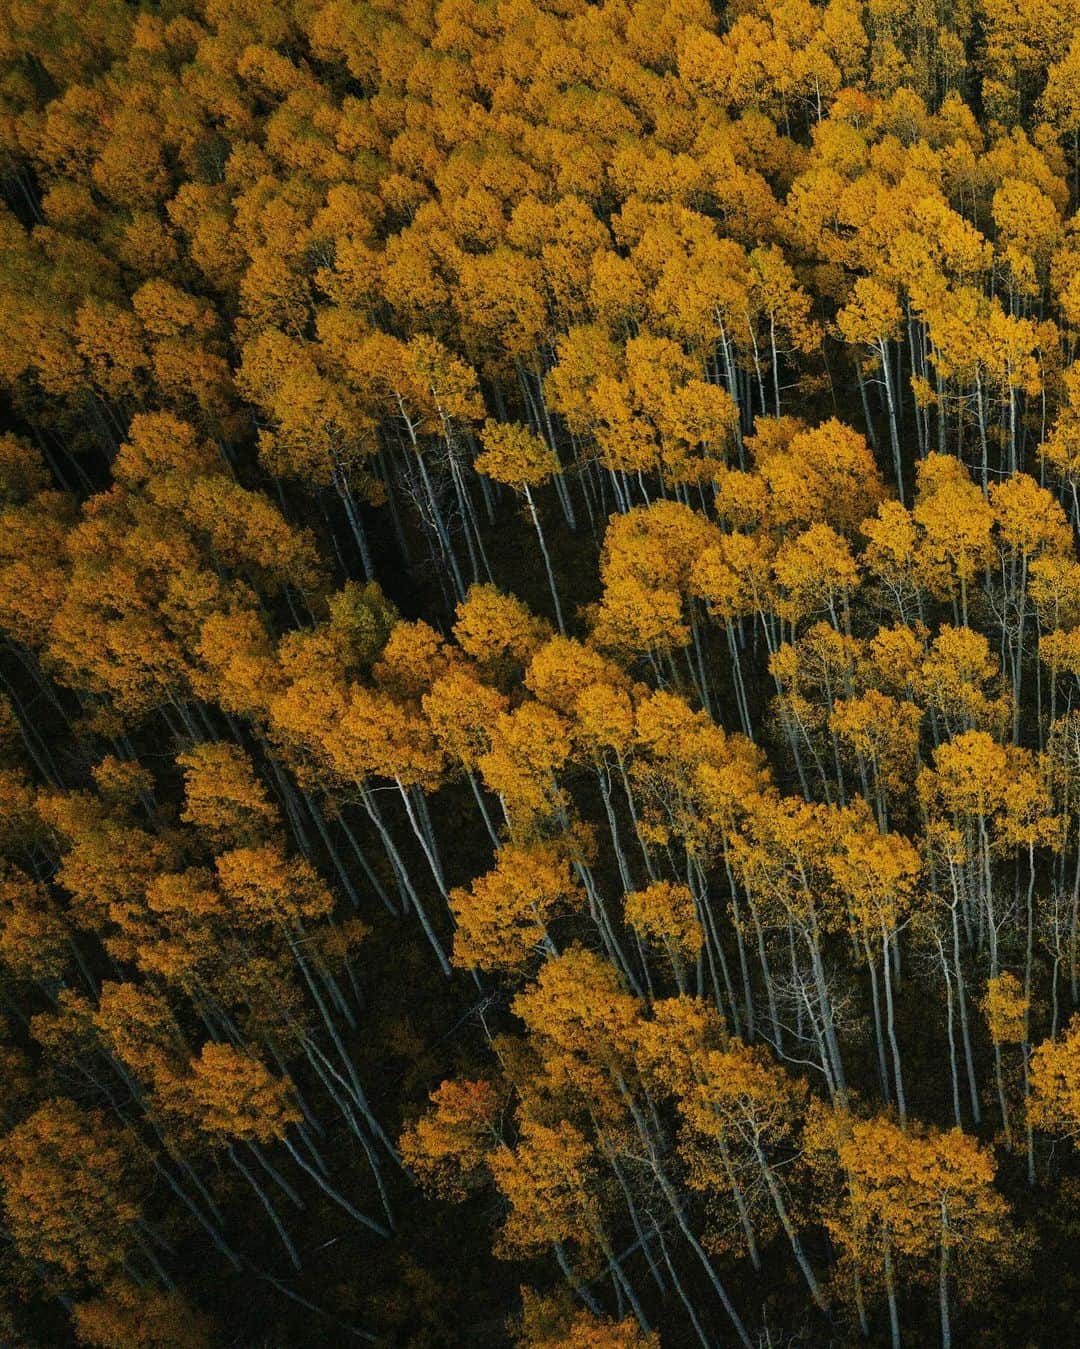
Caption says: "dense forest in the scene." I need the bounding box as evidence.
[4,0,1080,1344]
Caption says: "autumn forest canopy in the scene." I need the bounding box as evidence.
[8,0,1080,1344]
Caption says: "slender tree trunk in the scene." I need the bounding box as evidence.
[879,338,904,503]
[620,1089,753,1348]
[939,1214,952,1349]
[554,1243,603,1317]
[229,1146,301,1271]
[866,939,893,1105]
[882,924,907,1128]
[283,1135,390,1237]
[359,785,451,974]
[884,1238,902,1349]
[523,484,566,634]
[657,1226,712,1349]
[753,1142,829,1313]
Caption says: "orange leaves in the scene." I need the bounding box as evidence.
[1029,1015,1080,1139]
[400,1078,501,1201]
[455,249,548,366]
[574,682,637,757]
[92,757,154,808]
[0,488,74,650]
[178,742,278,849]
[0,434,49,507]
[910,453,994,609]
[450,840,582,972]
[39,788,177,958]
[0,1099,143,1283]
[196,605,281,720]
[548,323,739,487]
[271,656,444,791]
[601,501,717,596]
[92,981,184,1085]
[72,298,149,402]
[73,1283,214,1349]
[634,995,727,1094]
[757,418,884,536]
[0,866,68,981]
[423,666,509,768]
[373,619,453,701]
[656,378,739,483]
[1043,364,1080,486]
[836,275,903,348]
[1029,554,1080,631]
[593,501,717,654]
[990,471,1072,560]
[682,1039,806,1150]
[478,702,571,832]
[830,689,922,798]
[517,1292,658,1349]
[453,584,551,684]
[347,331,487,440]
[490,1115,597,1257]
[773,524,859,627]
[181,476,323,593]
[918,626,1010,736]
[476,421,560,490]
[828,818,921,936]
[624,881,703,959]
[512,945,642,1077]
[508,195,609,325]
[809,1106,1008,1270]
[918,730,1010,819]
[177,1043,300,1146]
[337,684,446,788]
[0,767,44,854]
[730,792,860,931]
[525,636,631,730]
[679,0,852,118]
[215,843,334,928]
[591,573,688,656]
[748,243,821,354]
[852,453,992,620]
[628,685,770,856]
[691,528,775,621]
[992,178,1062,295]
[8,0,1080,1336]
[861,499,926,614]
[36,401,325,725]
[545,326,621,437]
[982,973,1029,1046]
[128,279,233,421]
[236,328,376,487]
[587,250,647,332]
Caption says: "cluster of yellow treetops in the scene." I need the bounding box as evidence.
[4,0,1080,1344]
